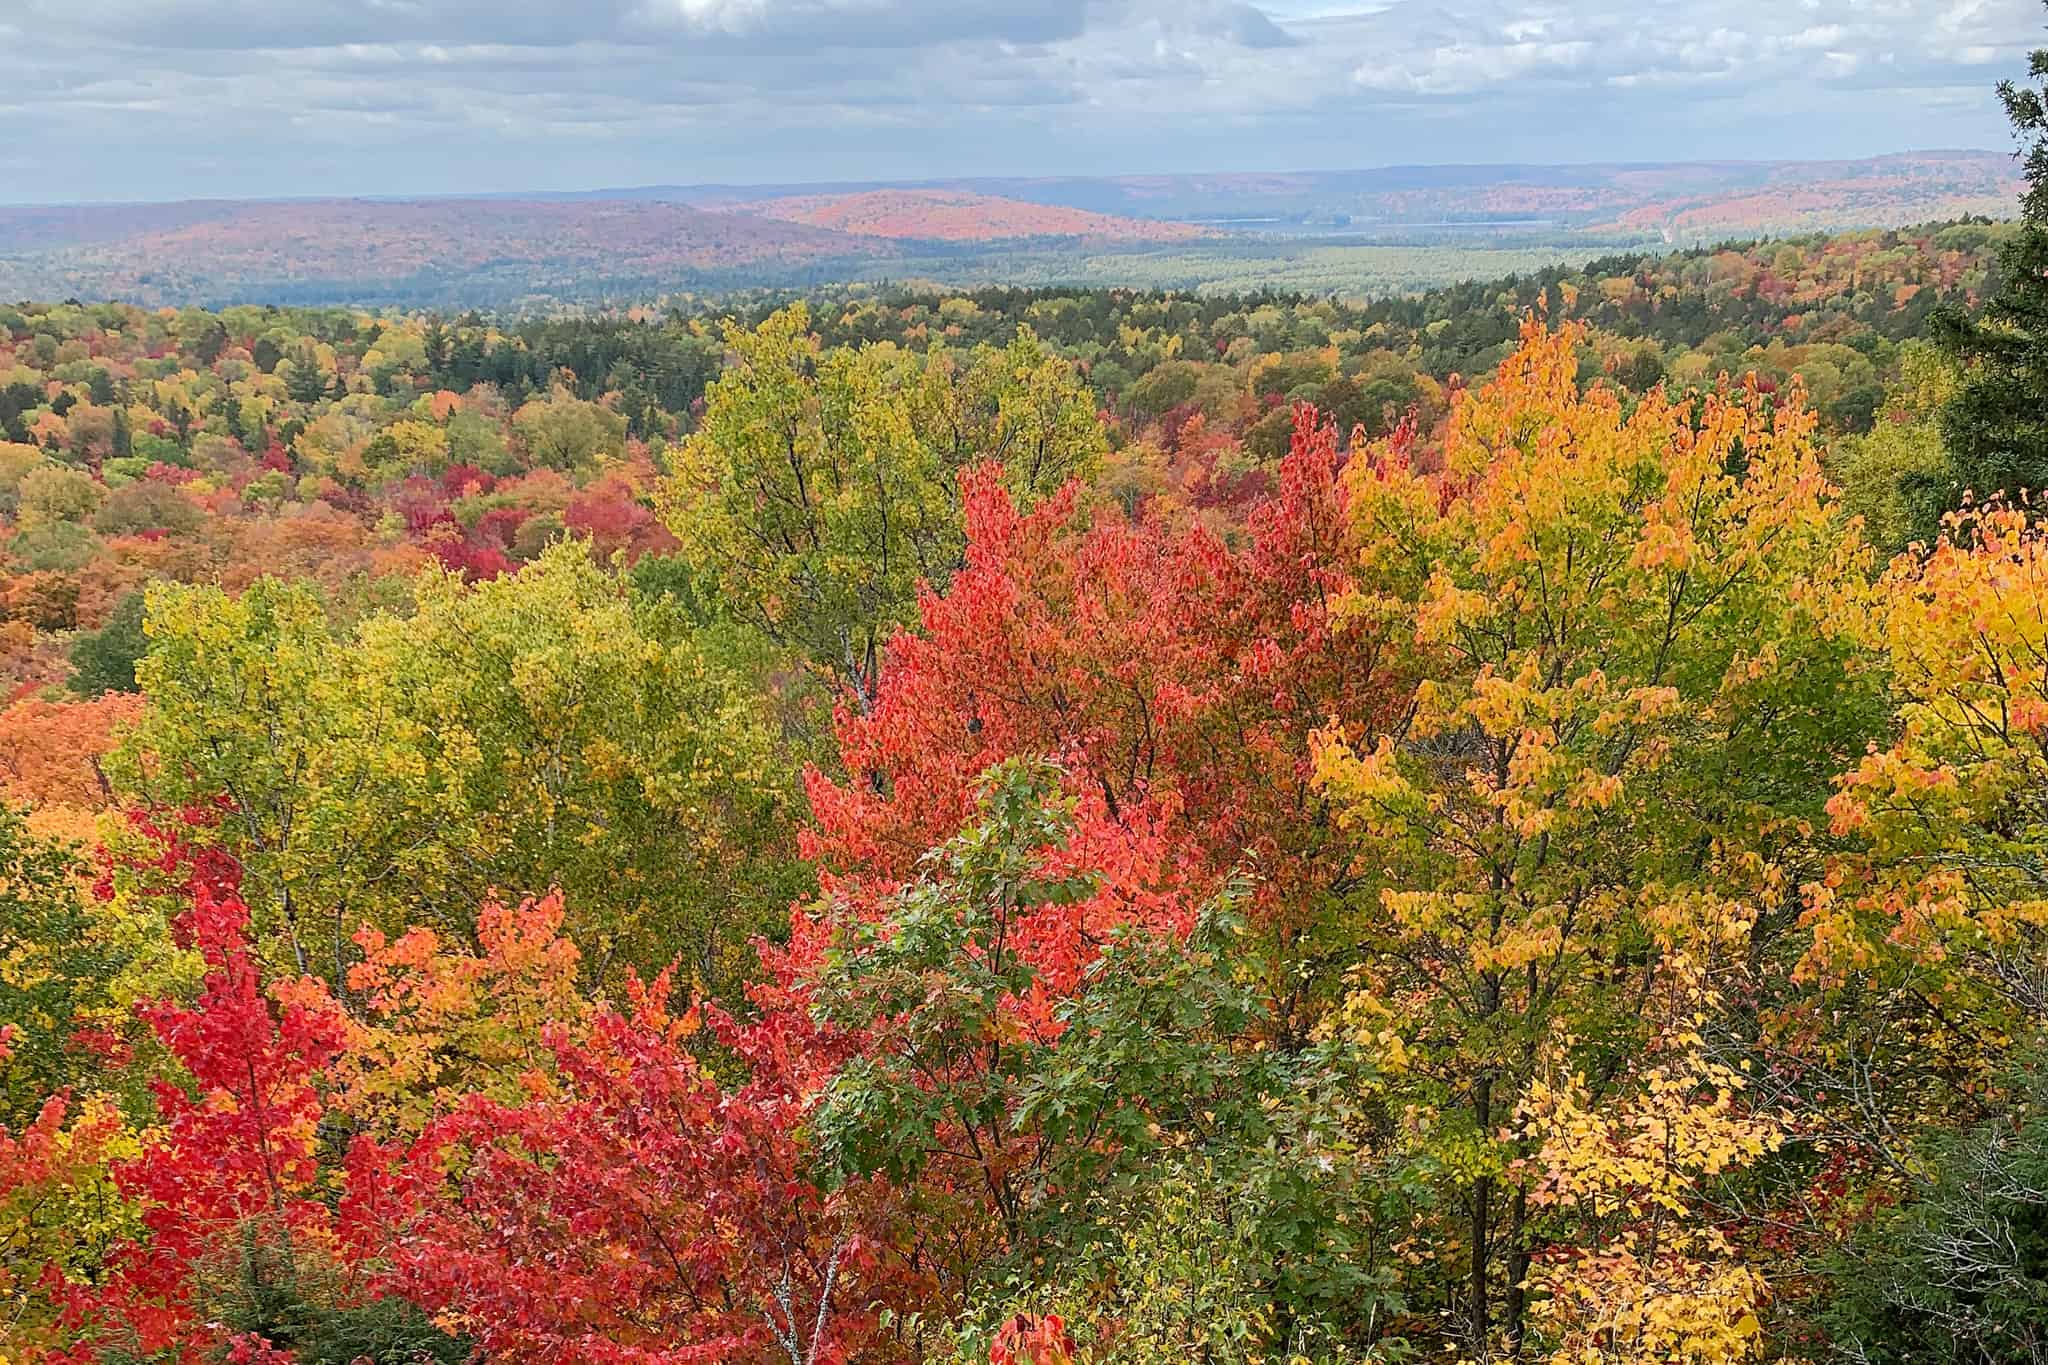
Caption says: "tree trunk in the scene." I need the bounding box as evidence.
[1469,1072,1493,1357]
[1505,1183,1529,1362]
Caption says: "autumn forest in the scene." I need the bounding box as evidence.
[8,22,2048,1365]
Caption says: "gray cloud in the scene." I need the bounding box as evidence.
[2,0,2043,202]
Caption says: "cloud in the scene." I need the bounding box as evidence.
[3,0,2044,201]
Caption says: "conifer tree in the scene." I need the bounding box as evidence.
[1933,11,2048,531]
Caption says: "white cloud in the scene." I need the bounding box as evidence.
[1788,24,1847,48]
[3,0,2045,200]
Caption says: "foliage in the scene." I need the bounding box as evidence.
[68,589,148,695]
[808,759,1412,1341]
[1934,13,2048,534]
[329,890,588,1135]
[1818,1055,2048,1365]
[953,1166,1353,1364]
[0,692,136,813]
[1519,947,1783,1365]
[1825,340,1958,555]
[1314,317,1878,1354]
[658,305,1103,700]
[0,1075,132,1363]
[0,223,2006,702]
[347,965,893,1365]
[113,542,807,992]
[0,808,127,1127]
[12,206,2048,1365]
[55,819,354,1361]
[803,405,1395,1026]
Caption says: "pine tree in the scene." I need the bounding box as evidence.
[1933,18,2048,532]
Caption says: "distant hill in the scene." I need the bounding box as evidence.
[0,198,896,308]
[740,188,1207,243]
[1596,152,2023,239]
[0,151,2019,307]
[584,151,2020,235]
[933,151,2023,237]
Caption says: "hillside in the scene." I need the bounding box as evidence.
[1602,151,2026,239]
[741,188,1209,242]
[942,150,2023,236]
[0,152,2018,309]
[0,219,2004,701]
[0,198,896,308]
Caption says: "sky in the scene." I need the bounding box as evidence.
[3,0,2045,203]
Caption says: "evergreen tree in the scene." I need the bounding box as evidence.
[1933,19,2048,533]
[68,590,147,695]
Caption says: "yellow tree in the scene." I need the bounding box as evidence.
[1818,503,2048,987]
[111,542,807,994]
[658,304,1102,706]
[1520,909,1782,1365]
[1312,320,1878,1356]
[1795,503,2048,1261]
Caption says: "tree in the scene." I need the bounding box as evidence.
[90,480,206,539]
[1819,500,2048,983]
[53,817,353,1362]
[359,418,451,479]
[510,390,626,472]
[327,891,589,1136]
[805,759,1410,1345]
[1933,12,2048,530]
[1797,504,2048,1356]
[1826,340,1957,555]
[114,542,807,992]
[0,808,130,1127]
[1519,941,1783,1365]
[1819,1058,2048,1364]
[659,305,1103,704]
[0,441,43,515]
[809,760,1191,1272]
[804,408,1397,1025]
[0,692,138,811]
[346,962,893,1365]
[1312,320,1878,1356]
[16,464,105,531]
[0,1063,130,1364]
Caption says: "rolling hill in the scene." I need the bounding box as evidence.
[0,198,896,307]
[741,188,1209,242]
[0,151,2019,307]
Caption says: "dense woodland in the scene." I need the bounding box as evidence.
[4,104,2048,1365]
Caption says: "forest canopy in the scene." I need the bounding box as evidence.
[0,179,2046,1365]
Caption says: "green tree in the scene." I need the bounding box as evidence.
[112,543,807,993]
[659,305,1102,704]
[0,807,131,1127]
[1820,1057,2048,1365]
[0,441,44,515]
[90,480,206,538]
[16,463,105,530]
[69,590,148,695]
[811,760,1412,1346]
[1827,340,1958,554]
[511,391,626,471]
[1934,14,2048,530]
